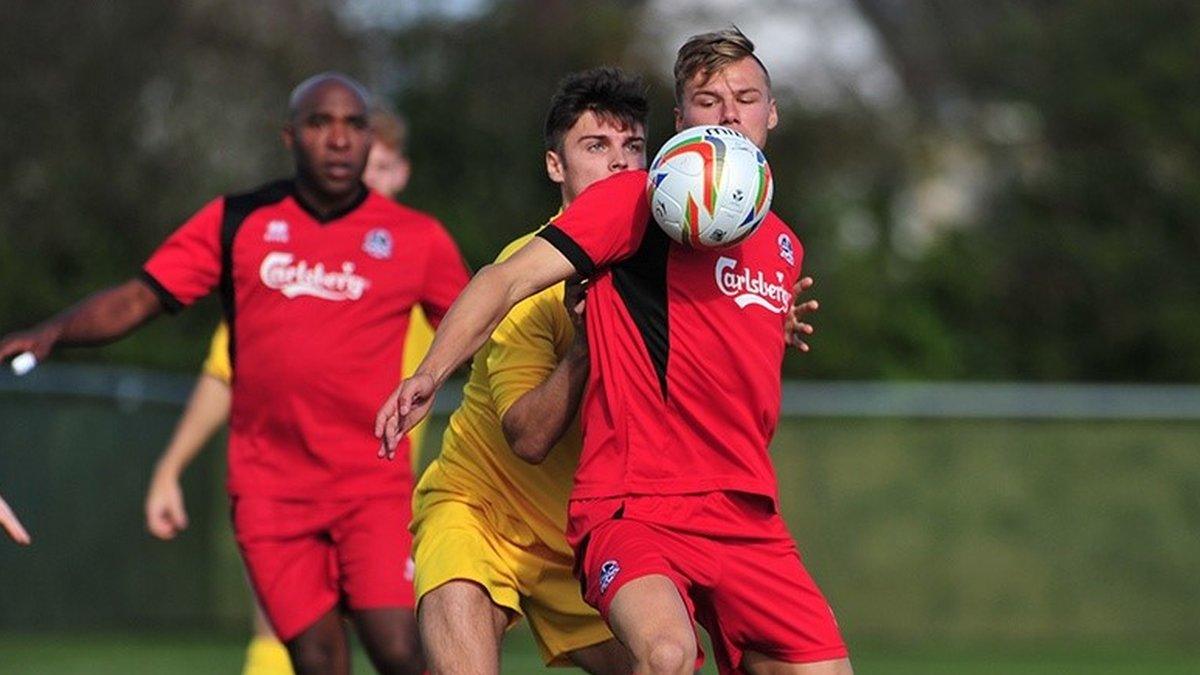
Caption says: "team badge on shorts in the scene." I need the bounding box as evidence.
[598,559,621,594]
[778,233,795,266]
[363,228,393,260]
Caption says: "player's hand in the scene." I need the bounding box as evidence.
[0,323,61,365]
[785,276,819,352]
[375,373,437,461]
[0,493,31,545]
[145,472,189,540]
[564,278,588,356]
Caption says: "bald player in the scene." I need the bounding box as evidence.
[0,72,470,674]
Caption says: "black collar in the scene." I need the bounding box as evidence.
[290,180,370,224]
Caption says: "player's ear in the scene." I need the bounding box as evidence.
[674,106,684,132]
[767,98,778,131]
[546,150,565,185]
[281,124,295,150]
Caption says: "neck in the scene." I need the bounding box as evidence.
[293,175,365,220]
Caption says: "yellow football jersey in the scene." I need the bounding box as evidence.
[416,228,580,556]
[200,308,436,467]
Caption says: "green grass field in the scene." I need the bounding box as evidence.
[2,630,1199,674]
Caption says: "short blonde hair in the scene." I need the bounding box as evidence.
[370,108,408,155]
[673,27,771,104]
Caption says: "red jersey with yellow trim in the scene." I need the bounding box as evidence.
[537,170,801,514]
[142,180,469,498]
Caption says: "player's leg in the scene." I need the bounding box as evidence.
[284,609,350,675]
[419,580,509,675]
[410,496,526,674]
[576,515,703,675]
[233,497,346,675]
[606,575,696,675]
[351,607,424,675]
[336,495,425,673]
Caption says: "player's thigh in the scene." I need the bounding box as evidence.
[351,606,424,673]
[334,495,416,611]
[742,652,853,675]
[580,518,698,664]
[232,498,340,642]
[412,497,523,617]
[607,575,697,670]
[419,579,508,674]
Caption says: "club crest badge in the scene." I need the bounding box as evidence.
[598,560,621,594]
[264,219,290,243]
[363,228,393,260]
[778,233,795,266]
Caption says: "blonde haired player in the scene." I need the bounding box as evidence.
[142,105,435,675]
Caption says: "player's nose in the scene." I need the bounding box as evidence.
[609,151,628,172]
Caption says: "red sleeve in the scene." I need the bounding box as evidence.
[141,197,224,311]
[537,170,650,276]
[419,222,470,327]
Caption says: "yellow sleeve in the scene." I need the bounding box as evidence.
[486,282,569,421]
[201,322,232,384]
[402,306,436,468]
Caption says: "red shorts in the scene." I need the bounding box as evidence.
[231,494,415,641]
[571,492,847,673]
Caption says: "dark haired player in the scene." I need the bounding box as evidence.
[0,72,470,675]
[411,67,646,675]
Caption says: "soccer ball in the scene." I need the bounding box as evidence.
[646,125,773,249]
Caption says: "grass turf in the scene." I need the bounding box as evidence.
[1,630,1199,674]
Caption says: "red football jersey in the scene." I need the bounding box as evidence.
[538,170,802,507]
[143,181,469,498]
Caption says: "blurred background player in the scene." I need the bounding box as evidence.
[0,72,470,674]
[142,106,435,675]
[375,29,847,675]
[410,67,649,674]
[0,492,31,545]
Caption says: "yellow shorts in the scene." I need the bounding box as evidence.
[412,493,613,666]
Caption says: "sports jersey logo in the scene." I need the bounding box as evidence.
[598,560,621,594]
[715,256,792,314]
[778,233,795,266]
[404,557,415,582]
[363,228,393,260]
[259,252,369,301]
[264,219,290,243]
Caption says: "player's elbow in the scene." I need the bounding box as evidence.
[501,418,551,465]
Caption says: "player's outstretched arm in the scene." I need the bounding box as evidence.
[0,493,31,545]
[502,279,590,464]
[145,373,231,540]
[375,238,577,458]
[785,276,819,352]
[0,279,164,365]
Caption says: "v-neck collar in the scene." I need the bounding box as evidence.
[290,180,370,224]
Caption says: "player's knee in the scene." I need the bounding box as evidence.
[365,634,424,674]
[639,635,694,675]
[287,640,341,674]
